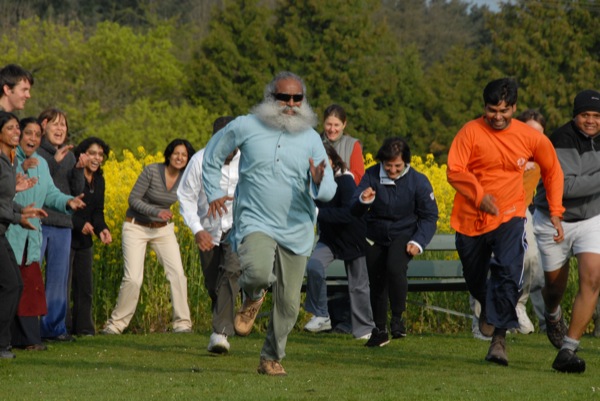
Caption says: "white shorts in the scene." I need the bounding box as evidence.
[533,210,600,272]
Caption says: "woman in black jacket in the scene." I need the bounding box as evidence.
[67,137,112,336]
[304,144,375,340]
[352,137,438,347]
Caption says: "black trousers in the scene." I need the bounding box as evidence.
[0,235,23,348]
[11,316,41,347]
[67,247,95,335]
[366,234,412,331]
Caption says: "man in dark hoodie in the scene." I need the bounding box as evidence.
[534,89,600,374]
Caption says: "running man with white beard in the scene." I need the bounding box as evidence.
[202,71,337,376]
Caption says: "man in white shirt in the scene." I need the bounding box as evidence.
[177,116,241,354]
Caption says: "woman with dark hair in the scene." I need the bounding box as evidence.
[352,137,438,347]
[67,137,112,336]
[7,117,85,349]
[0,112,46,358]
[304,144,375,339]
[321,104,364,185]
[101,138,195,335]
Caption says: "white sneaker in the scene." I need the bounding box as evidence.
[99,326,120,335]
[173,327,193,334]
[516,303,535,334]
[304,316,332,333]
[356,332,372,340]
[207,333,230,354]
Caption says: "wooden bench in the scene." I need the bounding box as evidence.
[315,233,467,293]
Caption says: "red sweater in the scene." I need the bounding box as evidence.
[447,117,564,236]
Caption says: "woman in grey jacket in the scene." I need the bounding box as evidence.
[102,139,195,335]
[36,108,85,342]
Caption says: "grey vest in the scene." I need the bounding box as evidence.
[322,134,359,167]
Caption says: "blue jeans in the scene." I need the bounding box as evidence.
[457,217,526,330]
[40,225,72,338]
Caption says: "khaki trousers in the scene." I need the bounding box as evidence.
[107,222,192,332]
[237,232,307,361]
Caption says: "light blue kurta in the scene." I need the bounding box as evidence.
[202,114,337,256]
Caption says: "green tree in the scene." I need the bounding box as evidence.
[416,0,600,158]
[186,0,277,116]
[380,0,489,67]
[88,98,216,155]
[270,0,429,154]
[424,45,500,161]
[487,0,600,131]
[0,19,187,147]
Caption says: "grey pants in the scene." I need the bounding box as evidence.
[199,239,241,336]
[305,242,374,338]
[519,209,546,329]
[237,232,307,361]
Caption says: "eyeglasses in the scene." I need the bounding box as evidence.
[272,93,304,102]
[86,150,105,159]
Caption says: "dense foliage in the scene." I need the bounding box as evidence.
[2,0,599,157]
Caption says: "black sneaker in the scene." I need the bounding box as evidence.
[390,317,407,339]
[552,349,585,373]
[545,311,567,349]
[479,309,495,338]
[364,328,390,347]
[485,334,508,366]
[43,333,76,343]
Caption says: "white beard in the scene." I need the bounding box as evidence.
[251,98,318,133]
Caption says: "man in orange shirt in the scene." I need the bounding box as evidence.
[447,78,565,366]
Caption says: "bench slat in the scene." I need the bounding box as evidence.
[323,260,463,279]
[306,234,466,293]
[408,260,462,278]
[423,234,456,251]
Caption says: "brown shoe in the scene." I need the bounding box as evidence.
[479,309,495,338]
[485,334,508,366]
[234,291,267,336]
[257,357,287,376]
[25,344,47,351]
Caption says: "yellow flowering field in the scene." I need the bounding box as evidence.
[94,149,464,334]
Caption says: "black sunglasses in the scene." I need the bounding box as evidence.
[272,93,304,102]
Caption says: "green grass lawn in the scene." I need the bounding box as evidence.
[2,330,600,401]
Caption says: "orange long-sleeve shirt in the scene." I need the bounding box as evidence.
[447,117,564,236]
[523,163,541,207]
[349,141,365,185]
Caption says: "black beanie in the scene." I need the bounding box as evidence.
[573,89,600,117]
